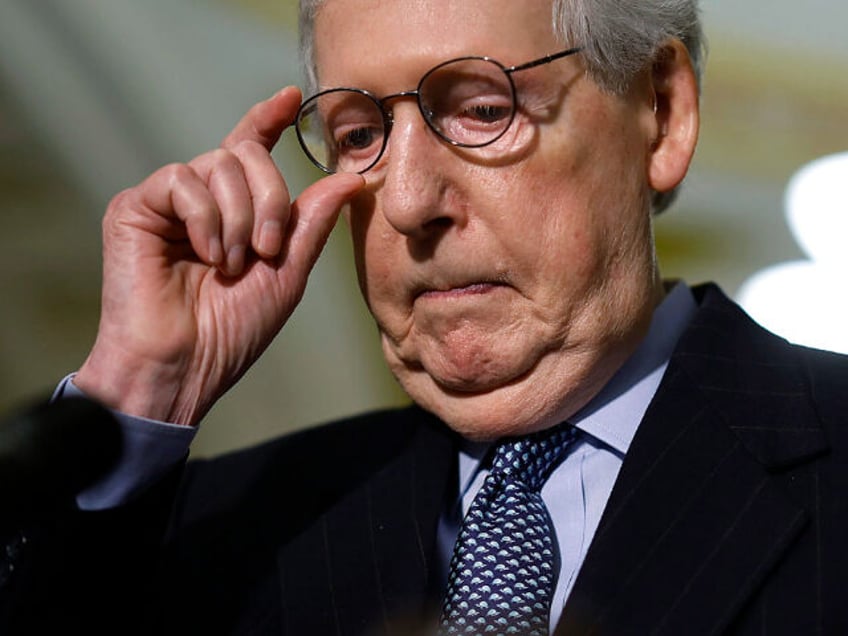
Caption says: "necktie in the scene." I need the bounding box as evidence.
[439,424,577,635]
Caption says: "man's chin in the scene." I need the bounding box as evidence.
[416,337,544,391]
[396,367,563,441]
[393,351,533,400]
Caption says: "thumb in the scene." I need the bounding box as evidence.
[283,172,366,282]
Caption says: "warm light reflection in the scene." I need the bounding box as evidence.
[737,152,848,353]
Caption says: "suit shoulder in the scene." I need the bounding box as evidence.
[794,344,848,429]
[196,404,425,468]
[172,404,445,529]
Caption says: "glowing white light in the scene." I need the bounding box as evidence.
[737,152,848,354]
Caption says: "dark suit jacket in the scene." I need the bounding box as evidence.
[3,284,847,635]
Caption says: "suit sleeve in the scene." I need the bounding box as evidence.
[0,461,184,635]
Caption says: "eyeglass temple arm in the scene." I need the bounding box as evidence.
[505,46,584,74]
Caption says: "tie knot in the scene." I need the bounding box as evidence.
[490,423,576,492]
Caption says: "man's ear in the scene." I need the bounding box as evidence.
[647,39,700,194]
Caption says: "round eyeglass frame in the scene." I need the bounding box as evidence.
[294,46,583,174]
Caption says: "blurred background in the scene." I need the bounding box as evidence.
[1,0,846,456]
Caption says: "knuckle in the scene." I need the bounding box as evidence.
[231,139,267,167]
[182,199,215,223]
[106,187,133,214]
[162,162,195,187]
[235,138,264,156]
[208,147,239,170]
[256,185,289,215]
[103,187,136,235]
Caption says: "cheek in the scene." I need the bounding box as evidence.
[345,195,414,336]
[546,89,651,207]
[506,158,600,268]
[507,138,651,325]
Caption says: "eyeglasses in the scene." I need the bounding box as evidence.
[295,46,583,174]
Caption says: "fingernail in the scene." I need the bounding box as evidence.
[258,221,283,256]
[209,237,224,265]
[227,245,245,274]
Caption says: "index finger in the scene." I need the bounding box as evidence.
[221,86,303,152]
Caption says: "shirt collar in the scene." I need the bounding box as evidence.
[570,281,697,454]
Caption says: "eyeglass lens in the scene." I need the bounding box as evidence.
[296,57,516,174]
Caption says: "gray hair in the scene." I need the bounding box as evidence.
[552,0,705,94]
[298,0,706,212]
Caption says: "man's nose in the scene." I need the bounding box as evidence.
[376,102,466,239]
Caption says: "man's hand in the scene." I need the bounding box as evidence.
[74,87,364,426]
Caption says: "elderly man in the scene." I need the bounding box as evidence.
[3,0,847,634]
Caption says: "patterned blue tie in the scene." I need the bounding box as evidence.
[439,424,577,636]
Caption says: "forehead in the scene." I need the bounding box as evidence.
[313,0,557,88]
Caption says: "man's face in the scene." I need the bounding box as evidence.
[314,0,666,440]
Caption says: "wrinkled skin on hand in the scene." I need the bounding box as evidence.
[75,87,364,426]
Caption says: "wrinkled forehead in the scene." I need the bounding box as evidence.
[312,0,557,88]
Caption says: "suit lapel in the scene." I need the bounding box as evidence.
[558,285,829,635]
[276,407,457,635]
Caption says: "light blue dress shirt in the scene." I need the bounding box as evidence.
[59,282,696,633]
[443,282,697,631]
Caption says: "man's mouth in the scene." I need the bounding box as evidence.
[416,282,505,301]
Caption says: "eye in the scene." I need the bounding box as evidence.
[461,103,512,124]
[336,125,381,151]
